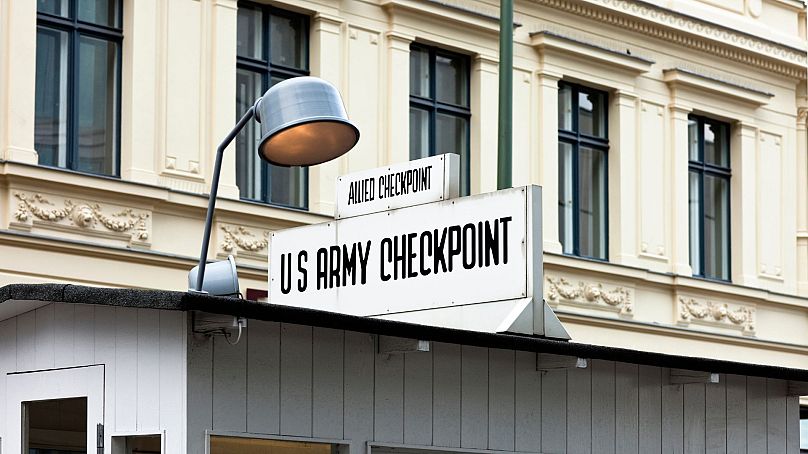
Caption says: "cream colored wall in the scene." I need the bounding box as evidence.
[0,0,807,366]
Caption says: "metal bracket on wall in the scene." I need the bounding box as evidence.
[536,353,588,371]
[378,336,430,354]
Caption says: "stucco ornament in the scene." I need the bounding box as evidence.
[545,276,633,315]
[220,225,269,254]
[12,192,150,242]
[678,296,755,334]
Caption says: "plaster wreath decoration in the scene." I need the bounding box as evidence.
[678,296,755,333]
[546,276,633,315]
[220,225,269,254]
[13,192,150,241]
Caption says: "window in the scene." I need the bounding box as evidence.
[688,115,731,280]
[34,0,122,177]
[557,82,608,260]
[25,397,87,453]
[409,44,471,195]
[210,436,338,454]
[236,2,309,209]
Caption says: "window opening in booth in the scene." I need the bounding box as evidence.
[24,397,87,454]
[210,436,337,454]
[800,405,808,452]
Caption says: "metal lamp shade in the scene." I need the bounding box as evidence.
[256,77,360,166]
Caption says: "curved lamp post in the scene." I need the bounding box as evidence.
[190,77,360,293]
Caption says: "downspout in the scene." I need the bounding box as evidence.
[497,0,513,190]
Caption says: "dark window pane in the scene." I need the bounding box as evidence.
[236,69,264,201]
[37,0,69,17]
[76,35,118,175]
[704,174,730,279]
[704,120,729,167]
[436,113,469,194]
[558,84,572,131]
[35,27,69,168]
[237,5,263,60]
[409,107,429,160]
[578,90,606,138]
[558,141,574,254]
[409,47,430,98]
[270,13,306,70]
[688,118,699,161]
[436,53,468,107]
[78,0,120,28]
[270,165,306,207]
[578,146,607,259]
[689,170,702,276]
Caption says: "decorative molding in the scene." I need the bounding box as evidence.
[545,276,633,316]
[677,295,755,334]
[11,192,151,245]
[531,0,807,79]
[382,0,521,35]
[530,30,654,73]
[219,224,269,258]
[663,67,773,106]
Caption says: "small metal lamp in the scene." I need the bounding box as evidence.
[190,77,359,293]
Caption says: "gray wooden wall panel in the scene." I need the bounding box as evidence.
[34,304,55,369]
[661,382,684,454]
[187,332,213,454]
[488,349,514,451]
[94,306,117,434]
[705,377,727,454]
[343,331,374,454]
[615,362,638,454]
[766,379,787,454]
[312,327,344,439]
[541,369,566,453]
[726,374,747,454]
[786,395,799,453]
[567,365,592,454]
[403,349,432,445]
[189,323,801,454]
[53,303,74,368]
[159,311,187,454]
[246,320,281,435]
[0,317,17,436]
[280,323,313,436]
[747,376,767,453]
[212,332,247,432]
[514,350,541,452]
[136,308,161,431]
[460,345,488,449]
[432,342,461,447]
[683,383,705,454]
[374,350,404,442]
[638,365,662,453]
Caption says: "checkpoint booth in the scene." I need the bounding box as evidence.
[0,156,805,453]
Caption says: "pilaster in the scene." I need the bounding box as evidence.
[0,0,38,164]
[609,90,638,266]
[471,55,499,195]
[732,122,759,287]
[385,31,414,166]
[210,0,239,199]
[797,108,808,295]
[537,70,563,254]
[669,104,693,276]
[308,12,344,215]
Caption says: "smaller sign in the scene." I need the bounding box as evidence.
[335,154,459,219]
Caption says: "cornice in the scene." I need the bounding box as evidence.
[382,0,521,35]
[530,30,654,73]
[663,67,774,106]
[530,0,807,79]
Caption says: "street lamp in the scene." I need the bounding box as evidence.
[189,76,360,294]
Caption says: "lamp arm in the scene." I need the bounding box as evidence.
[193,105,256,292]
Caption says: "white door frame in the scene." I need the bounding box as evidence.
[6,365,104,453]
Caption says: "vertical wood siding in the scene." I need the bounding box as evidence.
[0,304,187,453]
[191,322,803,454]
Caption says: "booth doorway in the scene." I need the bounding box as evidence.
[6,365,104,453]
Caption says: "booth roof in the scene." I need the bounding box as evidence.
[1,283,806,382]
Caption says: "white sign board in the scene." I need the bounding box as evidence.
[269,186,541,317]
[335,154,459,219]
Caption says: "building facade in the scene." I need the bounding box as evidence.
[0,0,807,377]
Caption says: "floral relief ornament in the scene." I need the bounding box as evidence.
[546,276,633,315]
[220,225,269,254]
[13,192,149,241]
[678,296,755,333]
